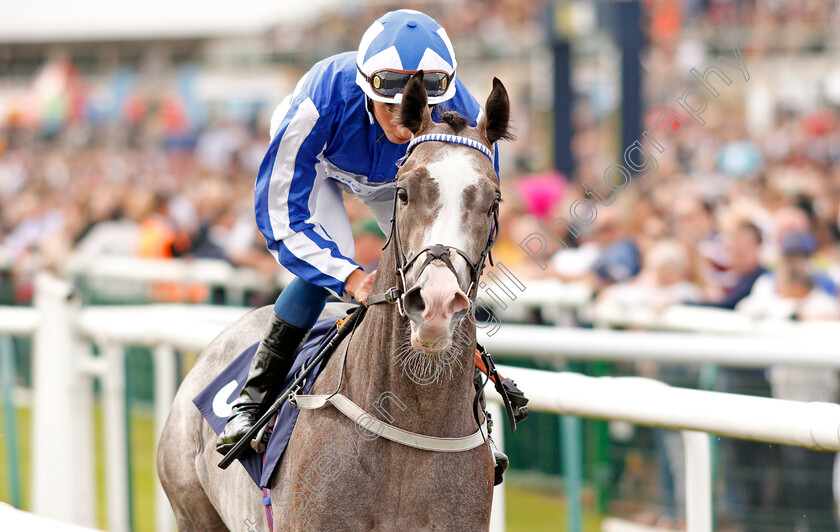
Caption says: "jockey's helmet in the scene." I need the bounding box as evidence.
[356,9,457,105]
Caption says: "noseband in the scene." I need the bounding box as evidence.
[366,134,500,316]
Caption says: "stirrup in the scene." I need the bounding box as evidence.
[250,414,275,453]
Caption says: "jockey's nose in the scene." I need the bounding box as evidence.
[395,124,411,139]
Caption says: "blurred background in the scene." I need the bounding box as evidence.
[2,0,840,531]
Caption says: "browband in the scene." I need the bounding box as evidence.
[397,133,494,168]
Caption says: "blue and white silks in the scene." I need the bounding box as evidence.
[254,51,498,298]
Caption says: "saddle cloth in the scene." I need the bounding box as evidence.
[193,316,339,488]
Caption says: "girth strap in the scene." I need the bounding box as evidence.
[290,392,488,452]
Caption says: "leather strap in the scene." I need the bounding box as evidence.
[474,349,503,384]
[475,343,530,431]
[290,392,487,452]
[365,287,402,307]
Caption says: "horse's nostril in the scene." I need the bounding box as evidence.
[403,287,425,316]
[448,291,470,316]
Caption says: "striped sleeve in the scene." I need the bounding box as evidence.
[254,92,359,298]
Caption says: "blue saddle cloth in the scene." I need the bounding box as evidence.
[193,316,340,488]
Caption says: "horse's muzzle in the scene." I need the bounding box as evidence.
[404,263,469,353]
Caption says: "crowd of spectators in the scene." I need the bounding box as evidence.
[497,99,840,530]
[0,115,396,306]
[284,0,840,65]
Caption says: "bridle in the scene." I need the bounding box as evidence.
[366,133,500,316]
[286,136,524,457]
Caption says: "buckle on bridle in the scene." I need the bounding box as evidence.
[384,287,401,304]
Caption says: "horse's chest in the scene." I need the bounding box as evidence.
[273,410,491,531]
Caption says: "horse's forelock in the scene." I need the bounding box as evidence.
[440,112,469,134]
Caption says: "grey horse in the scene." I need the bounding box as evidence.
[157,73,513,531]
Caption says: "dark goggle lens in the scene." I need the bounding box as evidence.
[369,70,451,98]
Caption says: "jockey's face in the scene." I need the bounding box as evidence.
[371,100,413,144]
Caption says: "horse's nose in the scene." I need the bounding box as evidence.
[405,264,469,343]
[424,289,470,321]
[403,283,470,324]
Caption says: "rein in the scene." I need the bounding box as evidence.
[367,133,500,313]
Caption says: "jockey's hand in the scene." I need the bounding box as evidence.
[345,269,376,304]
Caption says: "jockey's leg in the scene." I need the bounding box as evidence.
[216,277,329,455]
[473,368,509,486]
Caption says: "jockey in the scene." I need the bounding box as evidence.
[216,9,510,483]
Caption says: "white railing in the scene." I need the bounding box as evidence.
[478,321,840,368]
[589,301,840,335]
[494,367,840,532]
[62,254,281,305]
[2,273,839,532]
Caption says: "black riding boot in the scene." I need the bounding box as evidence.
[216,313,308,455]
[474,368,509,486]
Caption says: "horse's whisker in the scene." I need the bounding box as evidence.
[390,318,473,385]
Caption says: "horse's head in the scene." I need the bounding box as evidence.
[389,72,512,356]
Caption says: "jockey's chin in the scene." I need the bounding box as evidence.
[387,132,412,144]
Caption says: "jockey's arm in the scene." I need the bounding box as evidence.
[255,90,361,300]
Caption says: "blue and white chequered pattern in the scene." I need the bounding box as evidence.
[397,133,493,167]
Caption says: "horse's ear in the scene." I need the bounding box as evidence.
[397,71,431,135]
[479,78,514,145]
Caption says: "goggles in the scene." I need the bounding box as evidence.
[357,66,453,99]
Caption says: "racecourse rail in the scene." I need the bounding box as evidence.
[1,272,839,532]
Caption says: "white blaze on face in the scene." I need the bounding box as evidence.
[421,147,483,280]
[407,147,480,353]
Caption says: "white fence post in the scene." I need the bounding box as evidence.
[682,431,712,532]
[102,341,130,532]
[488,402,505,532]
[153,343,177,532]
[31,273,96,527]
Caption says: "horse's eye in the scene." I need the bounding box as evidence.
[488,196,500,216]
[397,188,409,205]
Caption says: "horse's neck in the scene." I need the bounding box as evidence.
[340,263,479,437]
[344,308,478,437]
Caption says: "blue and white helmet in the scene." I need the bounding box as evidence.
[356,9,457,105]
